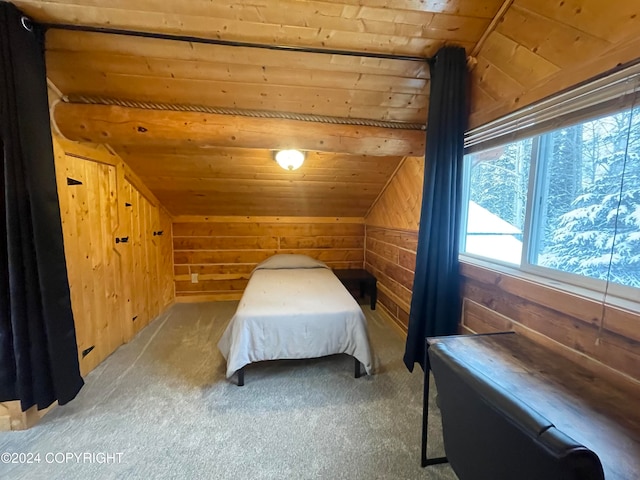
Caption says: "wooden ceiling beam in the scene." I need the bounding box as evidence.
[54,103,426,157]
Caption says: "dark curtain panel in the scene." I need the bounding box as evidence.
[0,3,83,410]
[403,46,468,372]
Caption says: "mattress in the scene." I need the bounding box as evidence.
[217,255,373,379]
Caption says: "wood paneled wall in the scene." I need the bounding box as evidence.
[365,226,418,332]
[173,217,364,301]
[464,2,640,386]
[53,136,175,375]
[470,0,640,128]
[461,262,640,387]
[366,145,640,390]
[365,158,423,331]
[3,136,175,431]
[366,157,424,231]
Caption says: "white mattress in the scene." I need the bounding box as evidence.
[217,266,373,378]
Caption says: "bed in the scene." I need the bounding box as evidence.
[217,254,373,385]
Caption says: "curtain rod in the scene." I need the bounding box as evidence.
[41,23,432,64]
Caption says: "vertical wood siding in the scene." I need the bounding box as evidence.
[53,137,175,376]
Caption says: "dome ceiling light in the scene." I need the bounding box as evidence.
[275,149,305,171]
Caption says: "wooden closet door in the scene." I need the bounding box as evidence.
[55,142,124,376]
[157,209,174,310]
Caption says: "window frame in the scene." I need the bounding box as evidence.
[460,67,640,304]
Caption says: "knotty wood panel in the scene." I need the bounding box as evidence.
[42,23,433,128]
[54,105,415,218]
[16,0,503,57]
[366,156,424,230]
[54,139,124,375]
[103,141,409,218]
[461,261,640,386]
[45,29,431,79]
[157,208,175,309]
[364,225,418,332]
[173,217,365,301]
[52,136,175,376]
[470,0,640,128]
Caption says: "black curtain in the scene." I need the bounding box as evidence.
[403,47,468,372]
[1,3,83,410]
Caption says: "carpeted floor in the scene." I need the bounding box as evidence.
[0,301,457,480]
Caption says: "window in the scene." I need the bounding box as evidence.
[460,66,640,298]
[461,139,531,264]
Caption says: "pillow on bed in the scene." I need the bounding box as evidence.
[253,254,329,271]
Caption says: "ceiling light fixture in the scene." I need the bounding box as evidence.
[275,149,305,171]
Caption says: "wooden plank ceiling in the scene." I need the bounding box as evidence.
[469,0,640,127]
[10,0,504,216]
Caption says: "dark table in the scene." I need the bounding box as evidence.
[333,269,377,309]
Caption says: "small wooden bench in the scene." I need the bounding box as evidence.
[422,332,640,480]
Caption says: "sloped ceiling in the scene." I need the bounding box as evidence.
[11,0,640,217]
[12,0,509,217]
[469,0,640,127]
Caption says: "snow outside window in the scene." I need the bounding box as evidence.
[460,106,640,298]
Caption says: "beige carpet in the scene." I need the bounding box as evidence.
[0,301,457,480]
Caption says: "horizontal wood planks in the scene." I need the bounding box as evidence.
[470,0,640,127]
[364,226,418,332]
[44,29,430,123]
[364,156,422,331]
[366,119,640,395]
[173,217,364,301]
[16,1,503,57]
[460,261,640,386]
[113,144,405,217]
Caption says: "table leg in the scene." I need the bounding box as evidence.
[370,280,377,310]
[422,342,448,467]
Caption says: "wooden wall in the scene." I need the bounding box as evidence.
[365,157,423,332]
[470,0,640,128]
[365,151,640,390]
[463,0,640,386]
[173,216,364,301]
[461,262,640,386]
[366,157,424,231]
[1,136,175,430]
[53,136,174,375]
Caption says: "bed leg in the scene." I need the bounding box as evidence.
[354,358,362,378]
[237,367,245,387]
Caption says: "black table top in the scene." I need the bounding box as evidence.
[333,269,376,281]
